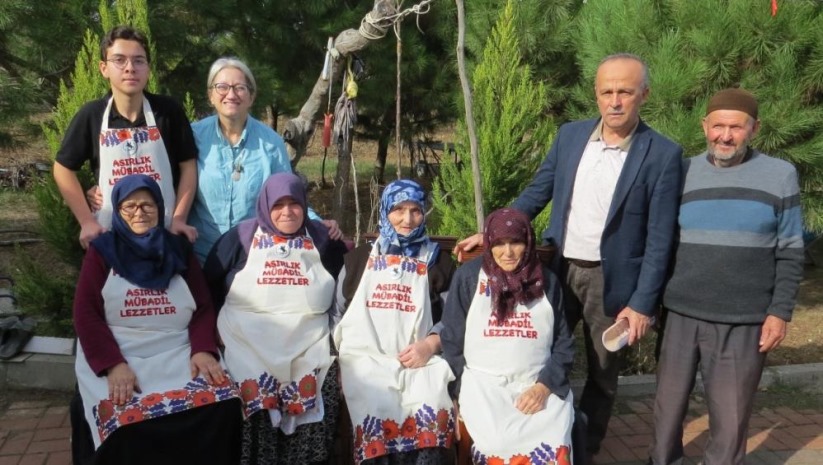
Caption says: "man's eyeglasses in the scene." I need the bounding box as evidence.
[211,83,252,96]
[106,55,149,70]
[119,202,158,216]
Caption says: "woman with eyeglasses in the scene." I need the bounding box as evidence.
[73,174,244,465]
[188,57,341,264]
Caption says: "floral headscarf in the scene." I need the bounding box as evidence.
[481,208,543,321]
[377,179,437,262]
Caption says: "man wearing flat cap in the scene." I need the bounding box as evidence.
[648,88,804,465]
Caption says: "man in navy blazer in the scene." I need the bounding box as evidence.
[457,53,683,458]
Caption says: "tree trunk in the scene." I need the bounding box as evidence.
[455,0,485,232]
[333,136,355,226]
[266,104,279,132]
[374,130,390,184]
[283,0,397,169]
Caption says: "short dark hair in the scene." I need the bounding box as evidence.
[100,25,150,63]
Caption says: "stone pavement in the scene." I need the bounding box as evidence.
[0,398,71,465]
[1,392,822,465]
[592,396,823,465]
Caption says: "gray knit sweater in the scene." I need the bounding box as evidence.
[663,150,804,324]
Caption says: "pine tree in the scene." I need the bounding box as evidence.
[568,0,823,230]
[432,0,555,236]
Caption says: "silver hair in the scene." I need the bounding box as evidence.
[598,53,650,90]
[206,57,257,95]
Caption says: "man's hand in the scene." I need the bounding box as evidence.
[615,306,652,346]
[515,382,550,415]
[398,336,439,368]
[170,217,197,243]
[107,362,141,406]
[322,219,343,240]
[86,185,103,212]
[80,219,106,249]
[190,352,226,385]
[453,233,483,261]
[759,315,787,353]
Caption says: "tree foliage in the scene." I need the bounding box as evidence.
[567,0,823,230]
[432,0,554,236]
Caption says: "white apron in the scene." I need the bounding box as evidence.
[334,242,455,464]
[460,269,573,465]
[97,96,176,228]
[75,271,242,448]
[218,229,335,434]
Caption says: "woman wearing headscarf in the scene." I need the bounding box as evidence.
[440,208,575,465]
[333,179,457,465]
[73,174,243,465]
[203,172,346,465]
[188,57,341,263]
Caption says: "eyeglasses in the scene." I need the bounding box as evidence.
[106,55,149,70]
[211,83,252,96]
[119,202,158,216]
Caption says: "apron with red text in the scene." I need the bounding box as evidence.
[97,96,175,228]
[218,229,335,434]
[75,271,242,448]
[460,269,573,465]
[333,241,455,464]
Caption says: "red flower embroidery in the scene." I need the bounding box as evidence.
[148,127,160,141]
[510,454,530,465]
[355,425,364,448]
[192,391,216,406]
[273,235,288,244]
[416,262,427,275]
[116,129,131,142]
[240,380,259,402]
[298,374,316,397]
[417,431,437,448]
[286,402,305,415]
[117,408,144,425]
[163,389,188,400]
[435,409,450,431]
[401,417,417,438]
[382,419,400,440]
[363,440,386,459]
[487,457,504,465]
[386,255,401,266]
[556,445,571,465]
[261,396,278,410]
[97,400,115,423]
[304,240,314,250]
[139,394,163,407]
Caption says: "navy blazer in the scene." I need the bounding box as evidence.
[512,118,683,317]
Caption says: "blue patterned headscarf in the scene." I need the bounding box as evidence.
[378,179,437,261]
[90,174,187,290]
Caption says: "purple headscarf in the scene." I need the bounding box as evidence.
[90,174,187,290]
[482,208,543,322]
[237,172,329,254]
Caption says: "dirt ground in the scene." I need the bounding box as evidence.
[1,123,822,370]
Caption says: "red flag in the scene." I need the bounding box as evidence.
[771,0,778,17]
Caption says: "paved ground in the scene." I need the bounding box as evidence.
[593,396,823,465]
[0,391,821,464]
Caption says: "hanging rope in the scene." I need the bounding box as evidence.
[359,0,434,40]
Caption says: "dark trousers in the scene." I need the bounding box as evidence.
[70,389,95,465]
[649,311,766,465]
[562,261,619,454]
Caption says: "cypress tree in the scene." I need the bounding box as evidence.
[432,0,555,236]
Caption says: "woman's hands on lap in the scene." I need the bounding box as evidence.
[107,362,141,406]
[515,382,550,415]
[398,334,440,368]
[190,352,226,385]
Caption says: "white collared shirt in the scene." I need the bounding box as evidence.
[562,123,634,261]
